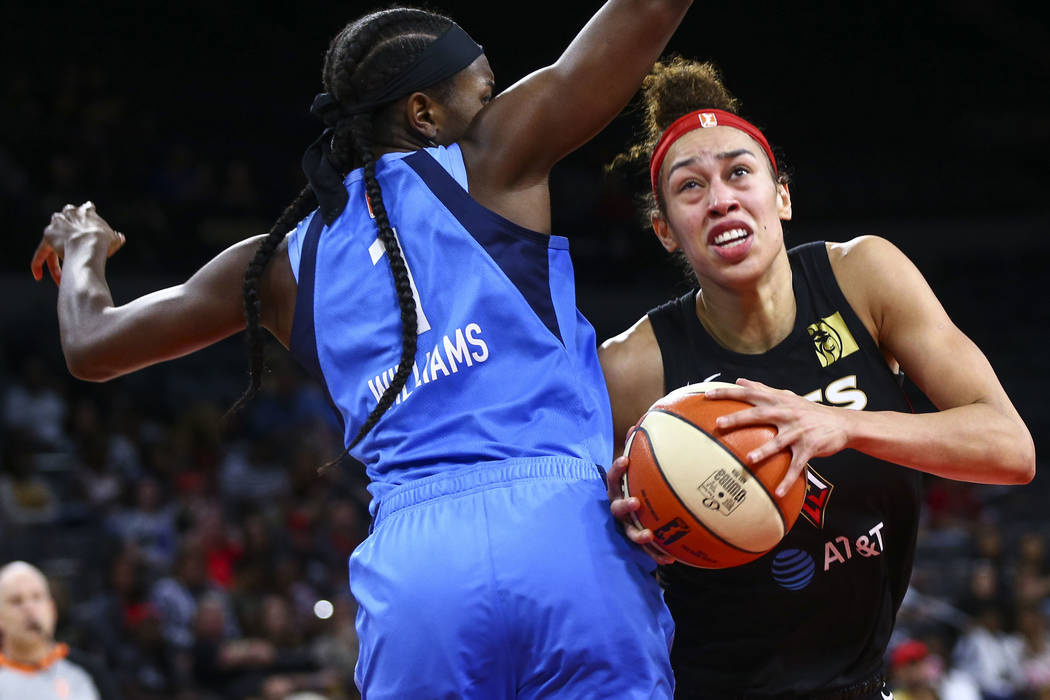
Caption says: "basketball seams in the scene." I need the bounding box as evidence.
[635,414,770,556]
[647,406,789,540]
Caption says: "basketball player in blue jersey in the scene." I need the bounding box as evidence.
[31,3,694,698]
[599,59,1035,699]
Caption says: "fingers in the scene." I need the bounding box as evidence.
[30,240,62,285]
[47,251,62,285]
[108,230,127,257]
[744,431,791,465]
[776,458,809,498]
[30,240,48,281]
[609,494,640,520]
[606,454,629,500]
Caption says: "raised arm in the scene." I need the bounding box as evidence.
[462,0,691,214]
[31,202,296,381]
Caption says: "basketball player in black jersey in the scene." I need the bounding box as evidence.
[599,58,1035,699]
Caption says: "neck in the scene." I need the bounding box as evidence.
[1,640,55,668]
[694,254,795,354]
[371,117,433,158]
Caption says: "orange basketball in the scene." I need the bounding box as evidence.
[622,381,805,569]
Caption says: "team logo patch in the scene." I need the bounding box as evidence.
[653,517,691,546]
[807,311,859,367]
[699,111,719,128]
[800,466,835,529]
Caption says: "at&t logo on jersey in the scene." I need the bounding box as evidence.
[823,521,885,571]
[770,520,887,590]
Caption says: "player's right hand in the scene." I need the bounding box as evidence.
[607,454,676,565]
[32,201,125,286]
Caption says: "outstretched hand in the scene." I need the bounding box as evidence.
[607,453,676,566]
[704,378,850,497]
[31,202,125,286]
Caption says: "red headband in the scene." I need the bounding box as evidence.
[649,109,777,199]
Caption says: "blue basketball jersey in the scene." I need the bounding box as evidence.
[287,145,613,513]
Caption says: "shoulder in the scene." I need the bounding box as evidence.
[826,235,909,275]
[825,236,924,346]
[600,316,665,437]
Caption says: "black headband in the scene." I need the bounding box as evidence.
[302,23,484,224]
[346,22,483,115]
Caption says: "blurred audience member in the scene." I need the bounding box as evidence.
[0,560,117,698]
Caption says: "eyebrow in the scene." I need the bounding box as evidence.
[666,148,756,179]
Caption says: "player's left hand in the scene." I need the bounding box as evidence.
[703,378,851,497]
[607,454,676,565]
[31,201,125,286]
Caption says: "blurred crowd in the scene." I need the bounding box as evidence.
[3,340,1049,700]
[1,346,366,700]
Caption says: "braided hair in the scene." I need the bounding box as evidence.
[231,8,457,450]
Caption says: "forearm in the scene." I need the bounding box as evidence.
[54,234,251,382]
[846,402,1035,485]
[57,236,118,379]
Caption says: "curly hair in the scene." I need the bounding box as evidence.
[612,56,790,220]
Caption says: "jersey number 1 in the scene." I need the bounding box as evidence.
[369,229,432,334]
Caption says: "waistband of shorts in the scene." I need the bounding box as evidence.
[709,672,886,700]
[372,456,604,528]
[808,673,886,700]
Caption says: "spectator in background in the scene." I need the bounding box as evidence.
[149,539,238,657]
[1017,603,1050,695]
[1,356,68,452]
[0,560,116,699]
[105,475,178,575]
[0,429,61,527]
[952,601,1026,700]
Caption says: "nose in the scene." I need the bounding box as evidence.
[707,179,739,217]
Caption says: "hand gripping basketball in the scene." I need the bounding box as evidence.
[621,382,806,568]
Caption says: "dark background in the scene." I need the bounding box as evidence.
[4,0,1048,450]
[2,2,1049,697]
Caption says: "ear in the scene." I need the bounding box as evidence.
[404,92,440,143]
[776,182,792,221]
[651,213,679,253]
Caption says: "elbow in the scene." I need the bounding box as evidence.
[996,429,1036,485]
[1014,436,1037,485]
[62,341,119,383]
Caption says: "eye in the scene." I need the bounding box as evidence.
[676,179,703,193]
[729,165,751,179]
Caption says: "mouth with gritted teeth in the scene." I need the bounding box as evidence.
[707,222,754,261]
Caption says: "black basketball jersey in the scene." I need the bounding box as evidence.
[648,241,922,698]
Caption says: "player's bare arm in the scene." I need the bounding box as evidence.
[462,0,693,233]
[711,236,1035,487]
[599,315,666,453]
[32,202,295,381]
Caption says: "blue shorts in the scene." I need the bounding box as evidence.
[349,457,675,699]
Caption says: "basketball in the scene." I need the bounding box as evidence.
[622,381,806,569]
